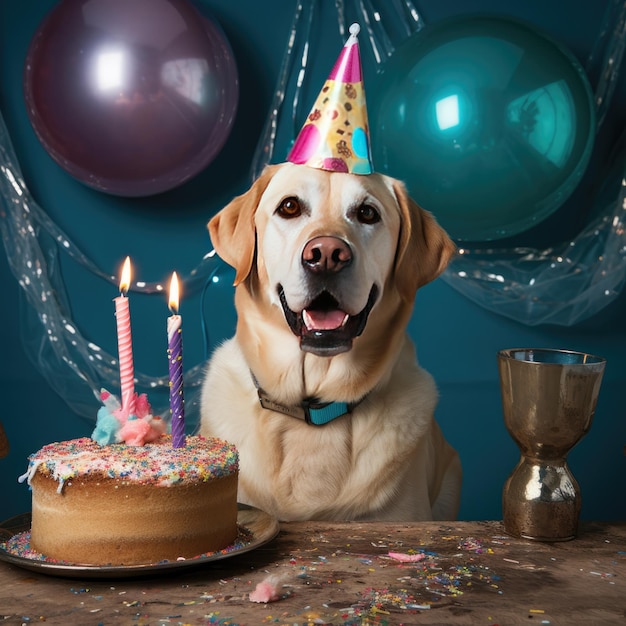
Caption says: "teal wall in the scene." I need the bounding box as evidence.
[1,0,625,522]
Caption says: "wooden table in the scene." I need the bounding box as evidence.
[1,520,624,625]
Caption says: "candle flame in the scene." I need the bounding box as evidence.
[169,271,179,314]
[119,256,131,295]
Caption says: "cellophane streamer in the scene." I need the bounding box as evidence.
[0,111,226,424]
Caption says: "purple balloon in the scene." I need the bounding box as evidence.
[24,0,238,196]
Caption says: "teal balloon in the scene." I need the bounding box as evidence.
[370,16,595,241]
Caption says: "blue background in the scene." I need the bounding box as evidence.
[0,0,624,522]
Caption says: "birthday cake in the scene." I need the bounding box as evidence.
[18,392,239,566]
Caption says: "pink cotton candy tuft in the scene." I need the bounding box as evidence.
[249,574,285,603]
[118,418,151,446]
[134,393,151,419]
[92,388,165,446]
[144,416,167,442]
[113,403,130,424]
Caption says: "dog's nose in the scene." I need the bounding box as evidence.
[302,236,352,273]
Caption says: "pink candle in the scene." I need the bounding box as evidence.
[115,256,136,418]
[168,272,185,448]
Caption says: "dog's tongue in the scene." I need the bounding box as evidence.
[303,308,349,331]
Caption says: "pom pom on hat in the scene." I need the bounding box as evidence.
[287,23,373,174]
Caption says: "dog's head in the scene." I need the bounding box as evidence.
[209,162,456,358]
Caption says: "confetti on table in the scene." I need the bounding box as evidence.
[388,551,426,563]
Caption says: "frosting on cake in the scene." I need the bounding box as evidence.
[19,435,239,493]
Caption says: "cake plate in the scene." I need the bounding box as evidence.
[0,505,279,579]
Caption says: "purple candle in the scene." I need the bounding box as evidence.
[167,272,185,448]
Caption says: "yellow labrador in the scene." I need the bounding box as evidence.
[200,162,461,521]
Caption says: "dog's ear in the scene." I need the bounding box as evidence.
[392,179,457,302]
[208,165,280,285]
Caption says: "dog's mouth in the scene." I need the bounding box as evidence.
[278,285,378,356]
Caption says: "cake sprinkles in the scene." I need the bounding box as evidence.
[1,525,256,565]
[19,435,239,493]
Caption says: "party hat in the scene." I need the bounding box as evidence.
[287,23,373,174]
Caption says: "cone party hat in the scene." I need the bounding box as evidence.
[287,23,373,174]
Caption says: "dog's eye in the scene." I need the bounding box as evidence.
[276,197,302,218]
[356,204,381,225]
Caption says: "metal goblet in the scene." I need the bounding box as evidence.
[498,348,606,541]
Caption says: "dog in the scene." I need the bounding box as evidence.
[199,162,461,521]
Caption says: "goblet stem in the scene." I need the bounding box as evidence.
[503,455,580,541]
